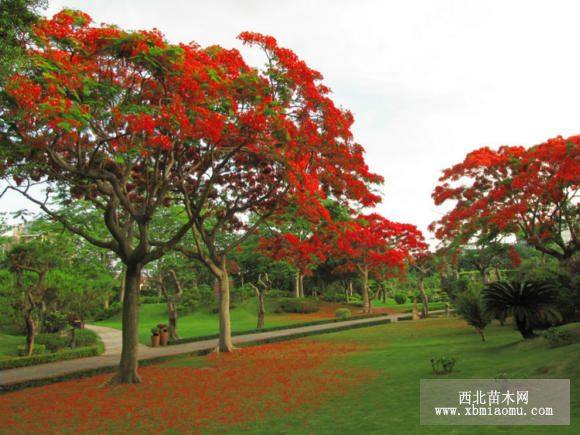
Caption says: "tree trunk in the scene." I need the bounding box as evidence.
[168,300,179,341]
[348,280,353,298]
[480,267,489,285]
[515,317,536,339]
[103,295,109,310]
[418,277,429,318]
[476,327,486,341]
[218,261,234,352]
[257,293,265,329]
[24,313,35,356]
[294,271,300,298]
[361,267,371,314]
[114,264,142,384]
[119,268,126,304]
[299,273,305,298]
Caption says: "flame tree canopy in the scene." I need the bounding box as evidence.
[0,10,382,381]
[430,135,579,264]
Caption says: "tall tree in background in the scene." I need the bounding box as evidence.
[335,214,427,313]
[431,136,579,268]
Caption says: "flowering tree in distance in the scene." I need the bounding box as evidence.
[431,136,579,267]
[335,214,427,313]
[175,32,383,351]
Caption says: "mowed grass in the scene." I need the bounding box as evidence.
[93,298,352,345]
[0,332,23,359]
[3,318,577,433]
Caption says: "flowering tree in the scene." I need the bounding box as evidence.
[174,33,382,351]
[2,11,339,380]
[335,214,427,313]
[260,230,329,298]
[431,136,579,269]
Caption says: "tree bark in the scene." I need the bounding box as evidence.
[361,267,371,314]
[257,292,265,329]
[119,268,126,304]
[217,260,234,352]
[476,327,486,342]
[24,313,35,356]
[299,273,305,297]
[294,271,300,298]
[114,264,142,384]
[515,317,536,339]
[168,300,179,341]
[418,277,429,318]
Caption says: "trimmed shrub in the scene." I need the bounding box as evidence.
[36,333,69,352]
[321,292,346,303]
[394,292,407,305]
[141,296,163,304]
[93,301,121,321]
[73,329,98,347]
[42,311,68,333]
[335,308,352,320]
[430,355,456,374]
[268,289,290,298]
[542,327,573,348]
[275,298,319,314]
[0,346,101,370]
[17,344,46,357]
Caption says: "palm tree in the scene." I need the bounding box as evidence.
[483,281,561,339]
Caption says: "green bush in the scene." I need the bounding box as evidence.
[93,301,122,321]
[430,355,456,374]
[42,311,69,333]
[335,308,352,319]
[321,292,346,303]
[141,295,163,304]
[36,332,69,352]
[268,289,290,298]
[73,328,98,347]
[542,327,573,348]
[0,346,101,370]
[231,284,255,302]
[394,292,407,305]
[275,298,319,314]
[17,344,46,357]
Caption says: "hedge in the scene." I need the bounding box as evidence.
[0,345,101,371]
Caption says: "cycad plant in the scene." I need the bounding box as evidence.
[483,281,561,339]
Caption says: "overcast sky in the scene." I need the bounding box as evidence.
[3,0,580,242]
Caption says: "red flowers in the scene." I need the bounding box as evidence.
[0,340,373,433]
[431,135,579,262]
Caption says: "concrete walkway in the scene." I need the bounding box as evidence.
[85,324,149,356]
[0,310,450,390]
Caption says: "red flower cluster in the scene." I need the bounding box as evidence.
[0,340,374,433]
[431,135,579,262]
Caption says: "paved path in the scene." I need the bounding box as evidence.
[85,324,149,356]
[0,310,450,390]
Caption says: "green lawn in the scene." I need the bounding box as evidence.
[167,318,580,433]
[372,299,448,312]
[0,332,24,359]
[94,298,339,345]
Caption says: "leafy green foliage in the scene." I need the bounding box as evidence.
[275,298,319,314]
[335,308,351,319]
[394,292,407,305]
[483,281,561,339]
[542,326,573,348]
[455,288,491,340]
[430,355,456,374]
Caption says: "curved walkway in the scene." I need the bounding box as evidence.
[85,325,148,356]
[0,310,451,391]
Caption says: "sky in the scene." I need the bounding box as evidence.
[3,0,580,243]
